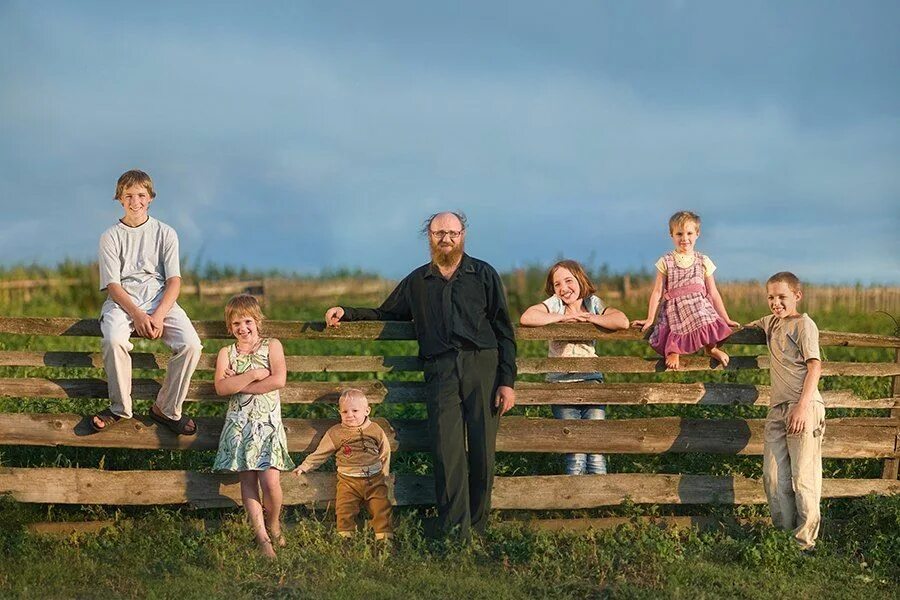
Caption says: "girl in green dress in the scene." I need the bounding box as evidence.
[213,294,295,558]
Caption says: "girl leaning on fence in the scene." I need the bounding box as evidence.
[520,260,630,475]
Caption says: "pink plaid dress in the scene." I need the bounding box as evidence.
[649,252,732,356]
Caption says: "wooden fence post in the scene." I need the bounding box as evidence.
[883,347,900,480]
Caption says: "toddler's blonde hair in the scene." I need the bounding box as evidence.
[668,210,701,234]
[338,388,369,408]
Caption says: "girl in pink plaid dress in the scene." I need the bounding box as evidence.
[632,211,740,370]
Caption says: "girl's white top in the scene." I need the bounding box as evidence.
[542,294,606,383]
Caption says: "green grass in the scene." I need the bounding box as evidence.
[1,497,899,599]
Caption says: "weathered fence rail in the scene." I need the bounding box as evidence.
[2,468,897,508]
[0,316,898,511]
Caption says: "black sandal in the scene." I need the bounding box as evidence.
[149,407,197,436]
[90,408,125,433]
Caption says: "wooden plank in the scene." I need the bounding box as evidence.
[2,378,894,409]
[517,356,900,377]
[503,382,896,409]
[0,352,423,372]
[882,348,900,480]
[516,325,900,348]
[0,352,423,373]
[3,351,898,377]
[1,468,897,507]
[0,413,417,453]
[0,413,896,458]
[0,378,391,404]
[1,317,897,347]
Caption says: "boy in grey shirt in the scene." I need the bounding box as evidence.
[91,169,202,435]
[747,271,825,550]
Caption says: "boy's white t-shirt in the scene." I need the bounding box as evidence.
[542,294,606,383]
[98,217,181,310]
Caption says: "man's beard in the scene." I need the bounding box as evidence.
[430,239,465,268]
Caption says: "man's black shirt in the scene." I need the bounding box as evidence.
[341,254,517,388]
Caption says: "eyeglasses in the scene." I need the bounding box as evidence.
[429,229,463,240]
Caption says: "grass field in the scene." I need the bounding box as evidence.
[1,263,898,598]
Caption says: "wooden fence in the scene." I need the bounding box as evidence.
[0,317,898,511]
[0,277,395,304]
[5,275,898,314]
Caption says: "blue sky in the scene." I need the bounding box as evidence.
[1,1,898,283]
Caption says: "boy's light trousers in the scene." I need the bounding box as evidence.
[762,401,826,549]
[101,301,202,420]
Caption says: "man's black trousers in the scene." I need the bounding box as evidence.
[423,348,500,539]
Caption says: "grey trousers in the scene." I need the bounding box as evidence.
[423,348,500,540]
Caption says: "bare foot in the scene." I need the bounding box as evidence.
[269,529,286,548]
[256,536,277,559]
[708,346,730,368]
[265,511,285,547]
[665,353,680,370]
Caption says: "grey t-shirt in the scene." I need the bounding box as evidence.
[98,217,181,310]
[749,313,823,407]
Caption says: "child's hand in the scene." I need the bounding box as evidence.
[148,312,166,339]
[249,368,271,381]
[133,311,156,338]
[223,368,236,378]
[786,403,808,434]
[292,466,305,476]
[560,312,591,323]
[324,307,344,327]
[725,319,741,328]
[631,319,653,332]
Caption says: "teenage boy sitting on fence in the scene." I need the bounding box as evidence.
[746,272,825,550]
[91,169,202,435]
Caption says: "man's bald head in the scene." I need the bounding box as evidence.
[423,211,467,268]
[422,211,467,236]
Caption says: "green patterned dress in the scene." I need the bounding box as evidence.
[213,338,295,472]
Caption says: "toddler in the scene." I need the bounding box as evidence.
[294,389,393,540]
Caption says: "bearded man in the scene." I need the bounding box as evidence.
[324,211,517,540]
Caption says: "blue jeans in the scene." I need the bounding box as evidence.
[552,404,608,475]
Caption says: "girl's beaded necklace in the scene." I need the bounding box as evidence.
[235,337,262,355]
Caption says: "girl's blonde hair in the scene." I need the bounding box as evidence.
[668,210,701,234]
[224,294,265,334]
[544,260,596,300]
